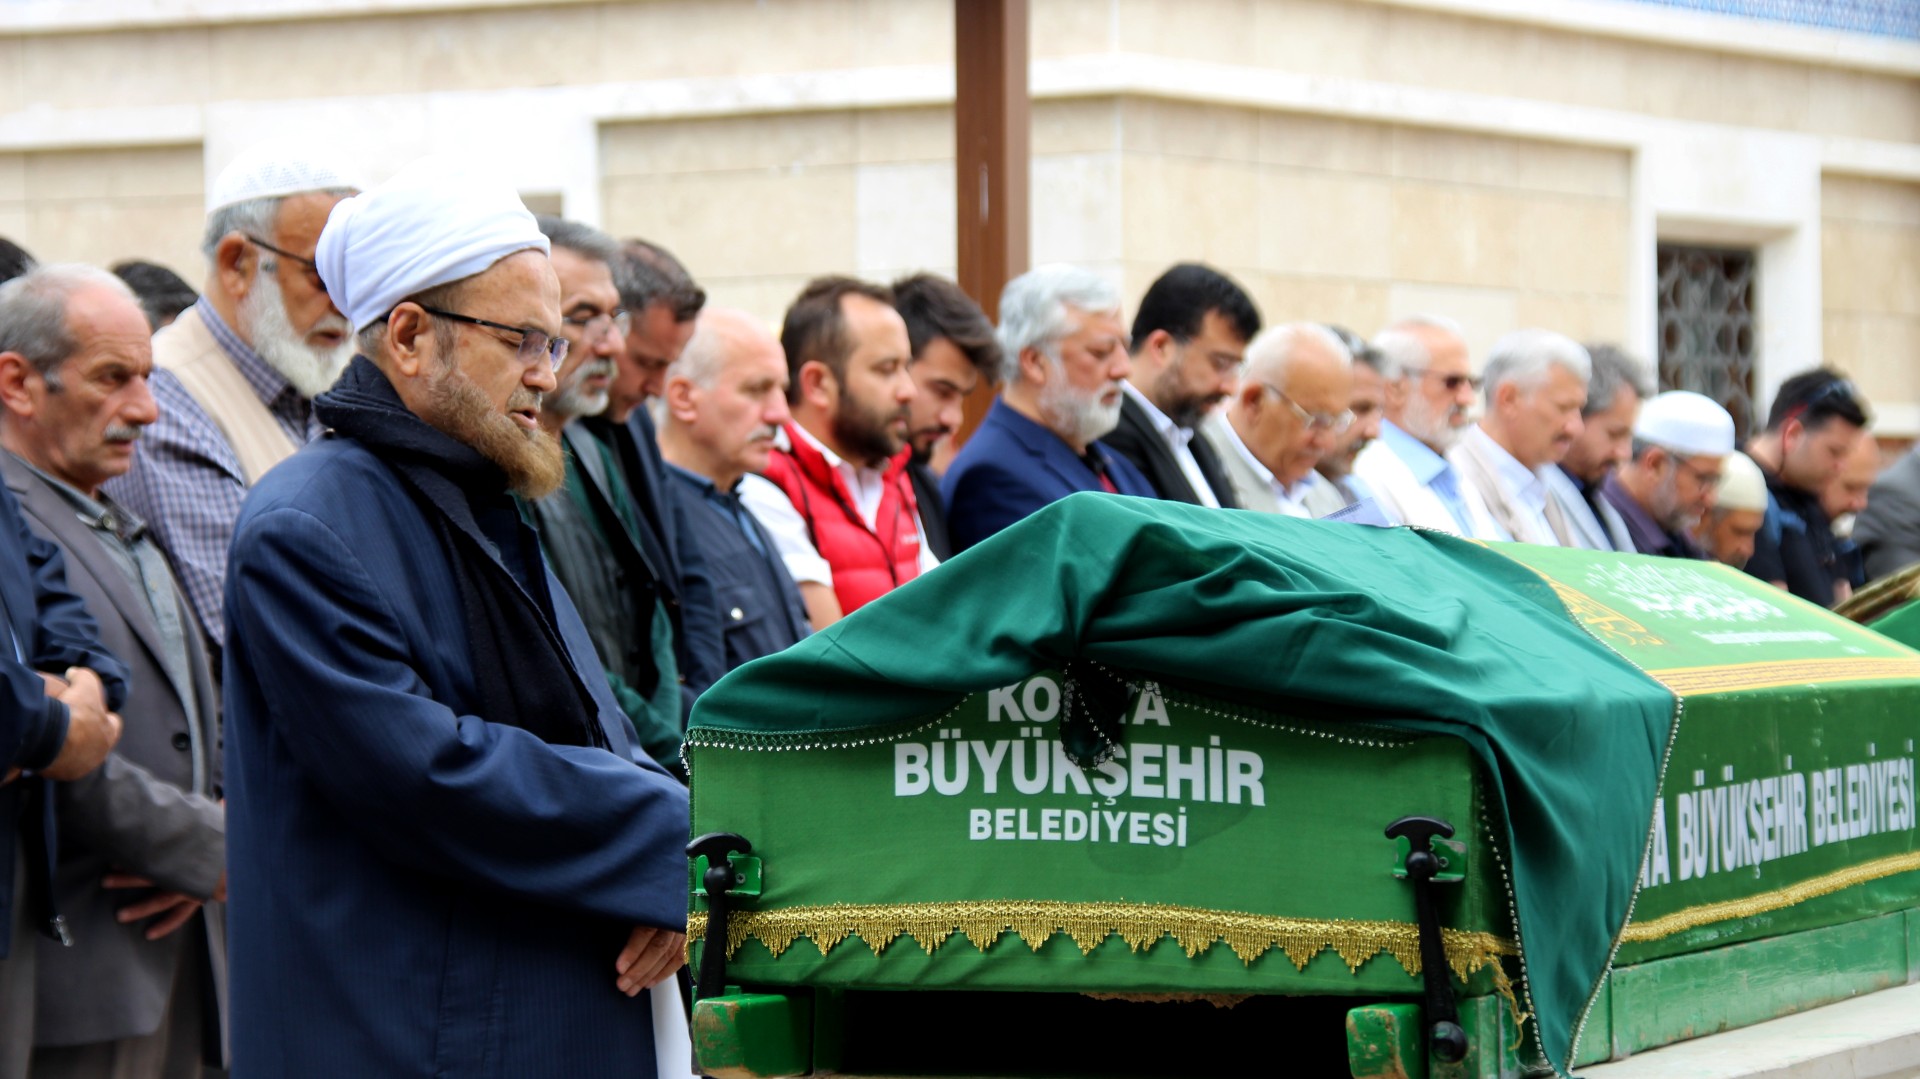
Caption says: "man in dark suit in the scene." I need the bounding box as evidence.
[610,238,723,713]
[0,267,132,1079]
[891,274,1001,560]
[0,264,224,1077]
[225,158,689,1079]
[1101,263,1259,509]
[943,264,1155,552]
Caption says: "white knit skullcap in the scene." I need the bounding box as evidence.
[206,142,360,213]
[314,156,549,333]
[1635,391,1735,458]
[1715,451,1768,513]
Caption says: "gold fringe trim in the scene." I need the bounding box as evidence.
[687,900,1516,985]
[1646,656,1920,695]
[1621,850,1920,942]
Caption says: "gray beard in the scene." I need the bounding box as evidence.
[238,270,353,400]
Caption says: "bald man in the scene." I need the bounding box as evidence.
[1200,323,1354,517]
[658,309,810,672]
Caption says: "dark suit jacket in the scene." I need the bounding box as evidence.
[223,437,690,1077]
[908,459,951,561]
[1857,447,1920,582]
[3,453,225,1050]
[0,479,128,959]
[941,398,1156,553]
[602,411,724,710]
[1100,392,1238,508]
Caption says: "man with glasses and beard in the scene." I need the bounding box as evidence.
[222,158,690,1079]
[523,217,687,770]
[1102,263,1260,508]
[1351,314,1488,535]
[108,144,359,670]
[1602,391,1734,560]
[740,277,932,628]
[941,264,1154,554]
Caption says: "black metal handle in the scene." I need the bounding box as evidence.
[1385,815,1468,1064]
[686,831,753,1001]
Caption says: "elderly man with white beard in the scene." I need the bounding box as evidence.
[1351,315,1490,535]
[108,144,359,665]
[523,217,687,772]
[941,264,1155,553]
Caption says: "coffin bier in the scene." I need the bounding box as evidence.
[683,495,1920,1079]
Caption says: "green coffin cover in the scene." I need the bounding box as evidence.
[1871,598,1920,652]
[688,495,1676,1078]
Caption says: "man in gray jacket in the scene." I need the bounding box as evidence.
[0,265,224,1078]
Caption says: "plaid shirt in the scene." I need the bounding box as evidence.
[106,298,325,655]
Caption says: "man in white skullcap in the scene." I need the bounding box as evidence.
[107,142,361,667]
[220,157,690,1079]
[1697,451,1768,570]
[1601,390,1736,559]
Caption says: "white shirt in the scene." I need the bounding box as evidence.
[1122,382,1220,509]
[1214,416,1323,518]
[739,425,940,589]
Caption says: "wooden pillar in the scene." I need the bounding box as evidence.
[952,0,1029,448]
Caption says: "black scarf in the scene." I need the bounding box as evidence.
[314,356,608,750]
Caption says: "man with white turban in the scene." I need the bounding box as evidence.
[107,143,360,666]
[220,157,690,1079]
[1697,451,1768,570]
[1601,390,1736,559]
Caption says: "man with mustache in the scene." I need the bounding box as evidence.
[1601,390,1734,559]
[1544,344,1652,551]
[1352,315,1488,535]
[1102,263,1260,509]
[941,264,1155,554]
[524,217,684,769]
[890,273,1001,560]
[739,276,929,628]
[658,309,809,671]
[0,266,225,1077]
[107,144,359,671]
[1314,326,1385,508]
[1451,330,1592,546]
[222,158,689,1079]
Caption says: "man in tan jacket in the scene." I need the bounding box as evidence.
[107,145,358,666]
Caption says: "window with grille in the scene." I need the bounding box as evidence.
[1656,244,1758,442]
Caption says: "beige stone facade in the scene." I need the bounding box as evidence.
[1,0,1915,428]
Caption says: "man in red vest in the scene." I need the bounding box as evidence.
[739,277,931,629]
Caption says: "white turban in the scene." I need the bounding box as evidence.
[1715,451,1768,513]
[315,157,549,333]
[207,141,360,213]
[1635,390,1735,458]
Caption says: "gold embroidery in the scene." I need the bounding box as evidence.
[1537,578,1666,647]
[1622,850,1920,942]
[1646,657,1920,696]
[686,899,1516,985]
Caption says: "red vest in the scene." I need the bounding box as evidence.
[761,423,923,614]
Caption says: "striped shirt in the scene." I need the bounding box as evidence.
[105,298,325,655]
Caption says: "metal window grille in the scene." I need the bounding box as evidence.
[1656,244,1758,442]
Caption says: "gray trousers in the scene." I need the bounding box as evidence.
[30,918,214,1079]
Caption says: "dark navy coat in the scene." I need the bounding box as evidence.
[941,397,1155,553]
[222,436,690,1078]
[0,478,128,957]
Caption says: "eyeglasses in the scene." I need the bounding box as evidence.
[1675,458,1723,490]
[1261,383,1353,433]
[244,235,323,285]
[417,305,569,369]
[561,309,633,341]
[1404,366,1483,393]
